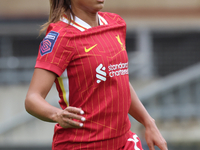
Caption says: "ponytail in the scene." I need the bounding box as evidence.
[40,0,74,34]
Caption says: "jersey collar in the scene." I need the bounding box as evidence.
[61,13,108,32]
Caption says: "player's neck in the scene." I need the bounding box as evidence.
[71,8,99,27]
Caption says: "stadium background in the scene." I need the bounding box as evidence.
[0,0,200,149]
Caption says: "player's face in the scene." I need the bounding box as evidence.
[71,0,105,14]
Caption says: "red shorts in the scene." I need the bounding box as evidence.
[120,131,144,150]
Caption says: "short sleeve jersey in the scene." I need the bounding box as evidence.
[35,12,132,150]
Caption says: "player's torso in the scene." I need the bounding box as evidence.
[54,13,131,149]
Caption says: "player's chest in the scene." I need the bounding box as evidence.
[72,30,126,58]
[68,30,129,78]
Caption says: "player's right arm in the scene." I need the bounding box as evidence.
[25,68,86,128]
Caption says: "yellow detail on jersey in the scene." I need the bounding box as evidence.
[116,35,125,51]
[57,77,69,107]
[84,44,97,52]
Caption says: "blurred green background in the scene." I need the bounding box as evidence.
[0,0,200,149]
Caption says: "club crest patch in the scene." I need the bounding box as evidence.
[40,31,59,56]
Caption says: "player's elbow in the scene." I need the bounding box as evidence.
[24,94,35,115]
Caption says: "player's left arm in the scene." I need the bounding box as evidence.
[128,82,168,150]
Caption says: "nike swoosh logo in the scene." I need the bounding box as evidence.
[84,44,97,52]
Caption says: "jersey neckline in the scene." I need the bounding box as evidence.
[61,12,108,32]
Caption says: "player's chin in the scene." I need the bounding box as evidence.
[94,4,104,12]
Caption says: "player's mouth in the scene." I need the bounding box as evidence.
[97,0,104,3]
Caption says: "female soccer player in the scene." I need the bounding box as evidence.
[25,0,168,150]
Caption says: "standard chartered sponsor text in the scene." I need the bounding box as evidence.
[108,62,129,77]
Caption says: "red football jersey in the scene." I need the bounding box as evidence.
[35,12,133,150]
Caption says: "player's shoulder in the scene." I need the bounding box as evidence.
[45,21,74,37]
[98,12,125,24]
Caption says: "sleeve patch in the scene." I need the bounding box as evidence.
[40,31,59,56]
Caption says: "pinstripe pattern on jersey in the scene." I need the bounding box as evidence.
[68,14,129,149]
[105,31,128,150]
[72,32,87,146]
[111,29,130,145]
[80,34,98,145]
[99,30,116,142]
[83,29,106,142]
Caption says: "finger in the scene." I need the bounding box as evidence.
[65,106,85,115]
[60,121,82,128]
[158,145,168,150]
[64,112,86,122]
[147,143,155,150]
[63,117,84,128]
[157,141,168,150]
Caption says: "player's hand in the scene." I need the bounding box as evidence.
[55,106,86,128]
[145,119,168,150]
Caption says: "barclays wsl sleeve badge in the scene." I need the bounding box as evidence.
[40,31,59,56]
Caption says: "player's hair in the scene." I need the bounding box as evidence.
[40,0,74,34]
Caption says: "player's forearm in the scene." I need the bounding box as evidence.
[25,93,61,123]
[128,82,155,127]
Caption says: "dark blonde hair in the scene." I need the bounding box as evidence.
[40,0,74,34]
